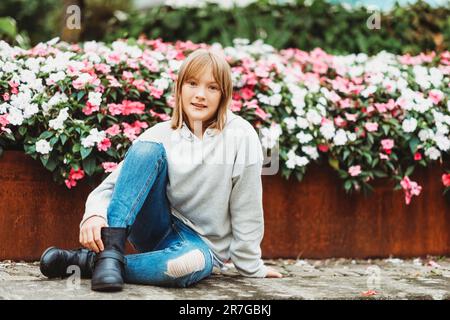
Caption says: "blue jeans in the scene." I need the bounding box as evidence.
[106,140,214,288]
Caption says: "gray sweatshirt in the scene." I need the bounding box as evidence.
[81,109,268,278]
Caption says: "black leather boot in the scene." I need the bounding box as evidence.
[40,247,96,279]
[91,227,127,292]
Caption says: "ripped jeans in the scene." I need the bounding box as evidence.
[106,140,214,287]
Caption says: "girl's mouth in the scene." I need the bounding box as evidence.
[192,103,207,109]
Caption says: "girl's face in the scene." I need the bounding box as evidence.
[181,66,222,132]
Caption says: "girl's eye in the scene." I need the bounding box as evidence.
[188,81,196,86]
[209,86,219,91]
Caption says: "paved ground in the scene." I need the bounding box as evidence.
[0,257,449,300]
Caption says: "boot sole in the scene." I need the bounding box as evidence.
[91,282,124,292]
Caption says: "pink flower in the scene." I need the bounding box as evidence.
[101,162,118,173]
[105,124,121,136]
[132,120,149,130]
[240,87,255,100]
[122,100,145,115]
[97,138,111,152]
[365,122,378,132]
[107,103,123,115]
[348,165,362,177]
[344,112,358,122]
[0,114,8,124]
[379,153,389,160]
[65,168,85,188]
[2,93,10,101]
[381,139,394,150]
[149,86,164,99]
[133,79,149,92]
[400,176,422,205]
[94,63,111,74]
[82,101,99,115]
[122,71,134,81]
[149,110,170,121]
[69,168,85,180]
[428,89,443,105]
[255,107,269,120]
[65,179,77,189]
[230,100,242,112]
[106,75,121,87]
[442,173,450,187]
[334,116,347,127]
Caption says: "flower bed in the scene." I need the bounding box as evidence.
[0,37,449,205]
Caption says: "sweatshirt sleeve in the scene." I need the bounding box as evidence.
[79,159,124,228]
[228,124,268,278]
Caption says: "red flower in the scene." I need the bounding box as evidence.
[442,174,450,187]
[414,152,422,161]
[318,144,329,152]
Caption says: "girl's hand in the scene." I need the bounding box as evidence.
[79,216,108,253]
[265,266,283,278]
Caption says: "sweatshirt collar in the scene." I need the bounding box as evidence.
[180,109,238,141]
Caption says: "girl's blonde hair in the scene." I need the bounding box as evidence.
[171,48,233,132]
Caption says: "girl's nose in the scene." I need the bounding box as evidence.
[195,86,206,98]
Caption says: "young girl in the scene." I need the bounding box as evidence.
[40,48,282,292]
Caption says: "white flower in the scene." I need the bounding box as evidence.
[302,146,319,160]
[418,129,433,142]
[6,107,24,126]
[153,78,169,91]
[283,117,296,131]
[306,110,322,125]
[434,134,450,152]
[361,85,377,98]
[46,71,66,85]
[36,139,52,155]
[296,156,309,167]
[23,103,39,119]
[269,94,282,106]
[296,131,313,144]
[347,132,357,142]
[260,124,282,149]
[49,107,69,130]
[268,82,282,94]
[333,129,348,146]
[81,128,106,148]
[402,118,417,133]
[88,91,102,107]
[320,122,335,140]
[436,122,449,135]
[425,146,441,160]
[296,117,309,129]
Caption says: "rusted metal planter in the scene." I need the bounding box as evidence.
[1,151,449,261]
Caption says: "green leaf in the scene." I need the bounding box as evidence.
[38,131,54,140]
[77,91,86,102]
[382,125,390,136]
[97,113,104,122]
[82,157,97,176]
[18,126,27,136]
[344,180,352,191]
[405,165,415,177]
[60,134,68,145]
[72,143,81,153]
[40,155,49,166]
[409,137,420,154]
[0,17,17,38]
[80,146,93,160]
[328,157,340,170]
[44,157,58,172]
